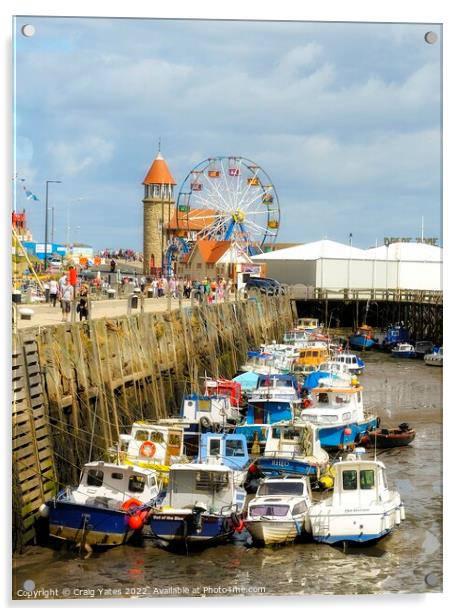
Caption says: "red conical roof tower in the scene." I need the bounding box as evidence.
[143,152,176,186]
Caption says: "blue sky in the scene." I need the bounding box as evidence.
[13,17,442,250]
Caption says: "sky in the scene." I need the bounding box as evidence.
[13,17,442,251]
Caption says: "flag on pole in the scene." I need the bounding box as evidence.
[24,188,39,201]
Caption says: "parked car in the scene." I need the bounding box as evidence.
[245,277,285,296]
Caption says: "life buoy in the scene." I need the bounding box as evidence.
[128,509,148,530]
[302,399,312,409]
[121,498,142,511]
[139,440,156,458]
[230,512,245,533]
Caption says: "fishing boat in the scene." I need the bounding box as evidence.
[381,323,410,351]
[294,341,330,371]
[424,346,443,367]
[360,423,416,449]
[282,329,313,347]
[308,448,404,546]
[41,461,162,549]
[348,325,376,350]
[148,463,245,549]
[245,476,313,546]
[295,317,321,333]
[391,343,416,359]
[255,420,329,479]
[198,432,250,483]
[235,373,301,445]
[300,380,378,451]
[414,340,434,359]
[333,352,365,375]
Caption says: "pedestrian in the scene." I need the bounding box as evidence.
[243,462,265,514]
[151,278,158,298]
[60,280,74,322]
[49,278,59,307]
[78,283,89,321]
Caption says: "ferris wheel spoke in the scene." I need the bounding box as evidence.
[201,167,235,213]
[242,217,273,236]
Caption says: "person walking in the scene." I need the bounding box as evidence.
[60,280,74,322]
[49,278,59,307]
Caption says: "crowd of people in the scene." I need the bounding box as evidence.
[98,248,143,262]
[42,273,90,322]
[119,275,235,304]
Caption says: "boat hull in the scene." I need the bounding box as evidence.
[149,512,233,547]
[348,336,375,350]
[391,351,416,359]
[245,519,308,546]
[318,417,378,451]
[361,429,416,448]
[47,501,135,547]
[255,456,320,477]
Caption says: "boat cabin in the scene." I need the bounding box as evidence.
[295,345,329,369]
[165,463,239,513]
[333,353,365,373]
[181,394,241,425]
[282,330,311,345]
[73,461,160,507]
[301,384,364,426]
[296,317,320,332]
[198,433,249,469]
[331,455,390,507]
[204,378,243,408]
[263,421,325,461]
[118,422,184,468]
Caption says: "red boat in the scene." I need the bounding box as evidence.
[204,378,243,408]
[360,423,416,449]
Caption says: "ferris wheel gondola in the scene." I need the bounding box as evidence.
[175,156,280,255]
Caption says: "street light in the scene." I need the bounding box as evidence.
[44,180,62,271]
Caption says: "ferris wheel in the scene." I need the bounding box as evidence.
[175,156,280,255]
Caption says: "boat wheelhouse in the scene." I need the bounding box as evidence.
[308,450,404,545]
[391,343,416,359]
[43,462,162,548]
[148,463,245,548]
[295,317,320,333]
[300,383,378,450]
[333,352,365,375]
[256,420,329,478]
[382,323,410,351]
[245,476,313,546]
[295,342,330,370]
[198,432,249,470]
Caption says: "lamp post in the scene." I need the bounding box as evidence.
[44,180,62,271]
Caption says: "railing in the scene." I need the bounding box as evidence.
[285,285,443,304]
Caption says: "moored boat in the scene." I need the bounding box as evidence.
[424,347,443,367]
[348,325,376,351]
[41,461,162,549]
[245,476,313,546]
[148,463,245,550]
[360,423,416,449]
[333,352,365,375]
[391,343,416,359]
[308,448,404,546]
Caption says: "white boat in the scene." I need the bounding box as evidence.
[256,420,329,478]
[391,343,416,359]
[308,449,404,545]
[424,347,443,367]
[295,317,321,333]
[148,463,246,548]
[300,381,378,450]
[245,476,313,545]
[333,352,365,375]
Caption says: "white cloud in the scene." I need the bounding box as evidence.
[46,136,115,176]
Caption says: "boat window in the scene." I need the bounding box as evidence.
[111,472,123,480]
[302,414,318,424]
[168,434,181,447]
[195,471,229,491]
[209,439,221,456]
[86,469,104,487]
[342,470,358,490]
[380,469,388,489]
[320,415,338,424]
[258,482,304,496]
[335,395,348,404]
[150,431,165,444]
[128,474,146,493]
[342,412,352,421]
[250,505,290,517]
[225,439,245,457]
[318,393,329,404]
[360,469,375,489]
[292,501,308,515]
[134,430,149,442]
[198,399,211,412]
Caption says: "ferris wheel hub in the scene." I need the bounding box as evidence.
[232,209,246,224]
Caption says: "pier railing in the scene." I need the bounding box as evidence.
[285,285,443,304]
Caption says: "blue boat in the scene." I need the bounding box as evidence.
[42,462,163,549]
[348,325,376,350]
[197,432,249,470]
[235,373,300,445]
[300,383,379,451]
[149,463,246,549]
[382,323,410,351]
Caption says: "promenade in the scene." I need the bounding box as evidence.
[13,296,183,330]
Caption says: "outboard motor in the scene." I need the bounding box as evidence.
[191,502,207,534]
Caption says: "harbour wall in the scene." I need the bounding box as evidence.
[12,296,295,551]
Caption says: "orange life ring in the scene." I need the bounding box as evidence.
[139,440,156,458]
[302,399,312,408]
[121,498,142,511]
